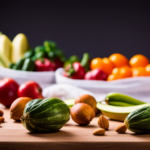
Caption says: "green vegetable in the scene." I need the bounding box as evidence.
[105,92,146,107]
[12,58,25,70]
[69,55,80,63]
[80,53,90,72]
[9,63,15,69]
[22,58,35,71]
[35,46,45,53]
[35,51,47,59]
[21,98,70,133]
[24,50,35,58]
[125,105,150,133]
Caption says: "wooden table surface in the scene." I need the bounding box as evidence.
[0,105,150,150]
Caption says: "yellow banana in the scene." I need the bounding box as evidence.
[11,33,29,63]
[0,33,12,63]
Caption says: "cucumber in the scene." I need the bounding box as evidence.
[12,58,25,70]
[105,92,145,106]
[24,50,35,58]
[22,58,35,71]
[125,105,150,133]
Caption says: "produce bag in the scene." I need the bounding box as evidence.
[55,68,150,102]
[0,67,55,88]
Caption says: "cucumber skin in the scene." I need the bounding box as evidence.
[125,105,150,133]
[21,98,70,133]
[105,92,146,106]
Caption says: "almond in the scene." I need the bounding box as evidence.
[0,117,4,123]
[0,110,3,116]
[115,123,127,133]
[93,128,105,135]
[98,115,109,130]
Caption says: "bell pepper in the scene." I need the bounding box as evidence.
[84,69,108,80]
[35,58,56,71]
[63,62,86,79]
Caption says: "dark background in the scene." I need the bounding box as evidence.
[1,1,150,59]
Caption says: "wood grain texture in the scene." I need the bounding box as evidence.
[0,106,150,150]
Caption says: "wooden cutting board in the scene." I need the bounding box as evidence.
[0,105,150,150]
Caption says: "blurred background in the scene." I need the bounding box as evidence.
[1,1,150,59]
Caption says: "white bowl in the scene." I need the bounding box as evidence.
[55,68,150,102]
[0,67,55,88]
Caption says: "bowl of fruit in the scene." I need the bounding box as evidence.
[0,33,66,87]
[55,53,150,99]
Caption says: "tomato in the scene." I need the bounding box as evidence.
[145,64,150,76]
[109,53,129,67]
[129,54,149,68]
[0,78,19,107]
[132,67,148,77]
[107,66,132,81]
[90,57,114,75]
[18,81,44,99]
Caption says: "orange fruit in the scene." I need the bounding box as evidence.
[146,64,150,76]
[107,74,119,81]
[109,53,129,68]
[132,67,148,77]
[111,66,132,79]
[90,57,114,75]
[129,54,149,68]
[119,66,132,78]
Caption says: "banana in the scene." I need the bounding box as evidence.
[105,92,145,106]
[97,103,150,121]
[11,33,29,63]
[0,33,12,62]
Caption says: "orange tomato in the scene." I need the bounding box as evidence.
[145,64,150,76]
[132,67,148,77]
[90,57,114,75]
[119,66,132,78]
[107,74,119,81]
[129,54,149,68]
[109,53,129,68]
[108,66,132,81]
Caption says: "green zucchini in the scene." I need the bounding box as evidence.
[21,98,70,133]
[24,50,35,58]
[125,105,150,133]
[22,58,35,71]
[12,58,25,70]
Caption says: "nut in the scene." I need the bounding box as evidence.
[115,123,127,133]
[98,115,109,130]
[0,117,4,123]
[0,110,3,116]
[93,128,105,135]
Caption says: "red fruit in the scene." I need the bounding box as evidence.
[0,78,19,107]
[71,62,86,79]
[18,81,44,99]
[53,58,64,70]
[35,58,56,71]
[84,69,108,80]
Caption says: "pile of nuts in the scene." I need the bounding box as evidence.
[93,115,127,135]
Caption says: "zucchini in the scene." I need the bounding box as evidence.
[12,58,25,70]
[22,58,35,71]
[125,105,150,133]
[21,98,70,133]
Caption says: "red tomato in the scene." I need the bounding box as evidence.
[0,78,19,107]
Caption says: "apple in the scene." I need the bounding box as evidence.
[18,81,44,99]
[0,78,19,107]
[84,69,108,80]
